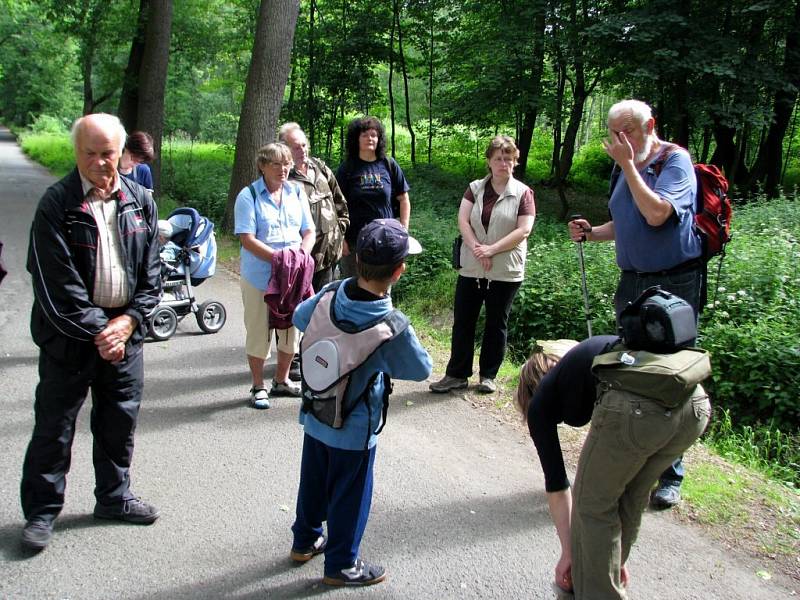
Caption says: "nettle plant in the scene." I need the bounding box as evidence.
[699,195,800,431]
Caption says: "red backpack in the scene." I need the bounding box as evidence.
[653,146,733,262]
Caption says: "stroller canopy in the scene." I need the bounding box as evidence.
[166,207,217,280]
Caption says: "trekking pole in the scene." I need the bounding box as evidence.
[570,214,593,338]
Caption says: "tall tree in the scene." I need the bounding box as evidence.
[224,0,300,230]
[44,0,129,114]
[117,0,150,131]
[396,1,416,165]
[750,0,800,197]
[136,0,172,194]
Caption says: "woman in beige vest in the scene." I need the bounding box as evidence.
[430,136,535,394]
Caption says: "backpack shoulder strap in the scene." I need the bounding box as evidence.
[609,164,622,198]
[652,142,683,177]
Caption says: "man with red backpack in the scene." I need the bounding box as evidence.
[568,98,704,511]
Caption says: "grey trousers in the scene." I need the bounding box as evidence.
[570,387,711,599]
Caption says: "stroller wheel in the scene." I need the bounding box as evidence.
[148,306,179,340]
[197,300,226,333]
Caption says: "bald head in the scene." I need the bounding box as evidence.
[71,114,127,194]
[279,123,309,170]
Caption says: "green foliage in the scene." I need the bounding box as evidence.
[29,114,69,135]
[0,3,82,126]
[160,140,235,226]
[569,141,612,195]
[704,409,799,487]
[506,219,618,358]
[699,195,800,429]
[18,132,75,177]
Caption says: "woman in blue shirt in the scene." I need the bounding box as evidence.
[234,143,315,408]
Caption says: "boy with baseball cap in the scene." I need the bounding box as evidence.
[289,218,432,586]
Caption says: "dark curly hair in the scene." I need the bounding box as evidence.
[344,116,386,161]
[125,130,155,163]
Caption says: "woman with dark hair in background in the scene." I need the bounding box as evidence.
[119,130,155,191]
[336,116,411,278]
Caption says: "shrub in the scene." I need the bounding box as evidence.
[29,114,69,135]
[570,141,613,195]
[699,195,800,429]
[506,218,618,358]
[19,132,74,177]
[160,140,234,226]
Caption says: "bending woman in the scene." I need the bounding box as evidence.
[515,337,621,594]
[430,135,535,394]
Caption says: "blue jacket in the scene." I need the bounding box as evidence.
[293,279,432,450]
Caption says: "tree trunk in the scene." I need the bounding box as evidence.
[700,125,712,163]
[136,0,172,196]
[513,6,546,180]
[388,0,397,158]
[751,0,800,197]
[81,48,94,116]
[427,8,434,164]
[397,6,415,165]
[710,120,737,176]
[224,0,300,231]
[516,110,536,181]
[551,56,565,179]
[117,0,150,130]
[306,0,316,150]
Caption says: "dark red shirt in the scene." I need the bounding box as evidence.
[464,183,535,233]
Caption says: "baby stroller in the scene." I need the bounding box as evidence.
[146,207,227,340]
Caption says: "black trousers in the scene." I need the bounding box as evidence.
[446,276,521,380]
[20,342,144,523]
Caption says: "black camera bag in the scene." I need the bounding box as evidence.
[618,286,696,353]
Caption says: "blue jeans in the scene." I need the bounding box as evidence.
[614,263,703,486]
[292,434,376,575]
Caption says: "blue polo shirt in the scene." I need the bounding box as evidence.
[234,177,314,290]
[610,148,701,272]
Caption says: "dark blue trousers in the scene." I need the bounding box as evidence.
[20,343,143,523]
[292,434,376,575]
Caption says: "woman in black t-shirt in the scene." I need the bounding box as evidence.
[335,117,410,278]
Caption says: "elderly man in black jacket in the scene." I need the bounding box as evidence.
[20,113,162,551]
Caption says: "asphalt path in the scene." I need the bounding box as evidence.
[0,127,794,599]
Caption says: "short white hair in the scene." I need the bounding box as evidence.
[70,113,127,154]
[607,99,652,132]
[278,121,304,142]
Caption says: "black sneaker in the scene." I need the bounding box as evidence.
[649,481,681,510]
[21,519,53,551]
[94,497,160,524]
[289,354,302,382]
[322,557,386,586]
[290,534,327,562]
